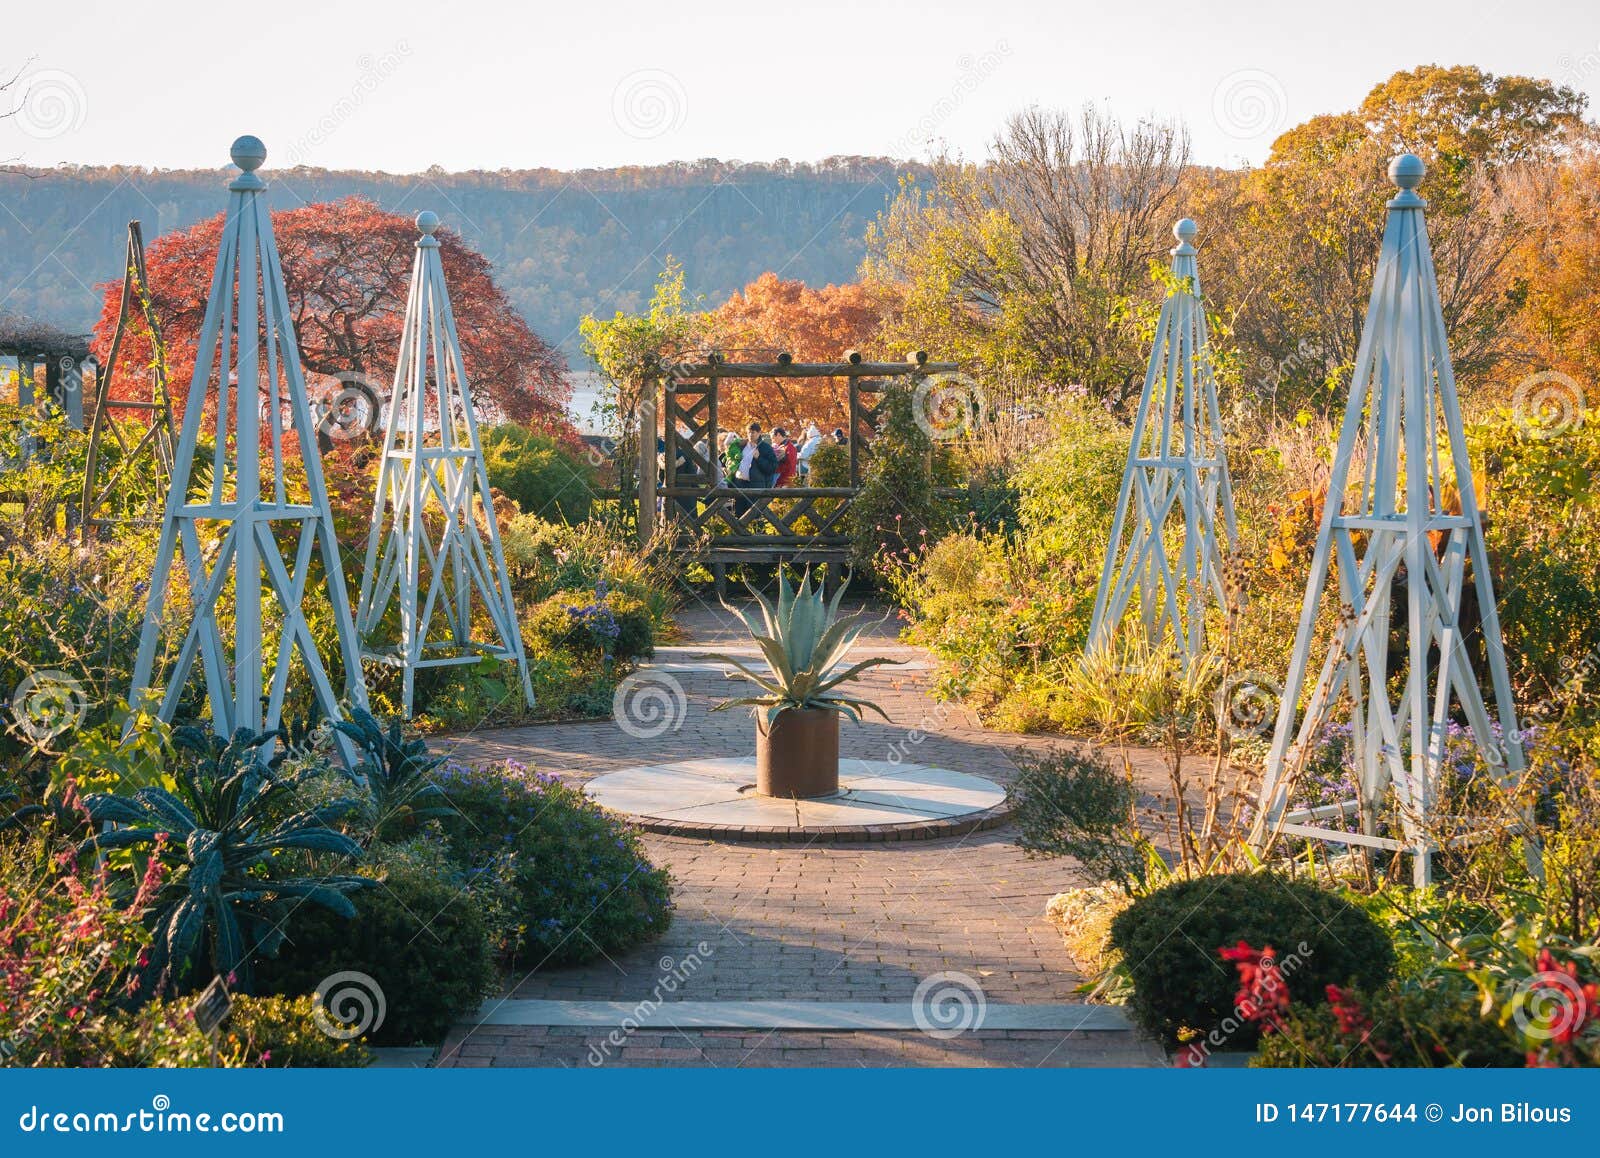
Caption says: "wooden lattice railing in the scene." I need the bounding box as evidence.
[625,352,959,590]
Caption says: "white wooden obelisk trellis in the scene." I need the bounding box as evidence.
[1088,219,1237,664]
[355,211,533,717]
[127,137,368,742]
[1252,156,1525,886]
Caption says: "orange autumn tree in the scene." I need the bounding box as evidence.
[91,196,570,434]
[703,272,888,431]
[1497,152,1600,404]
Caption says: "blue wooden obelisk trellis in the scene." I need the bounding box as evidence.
[1252,156,1526,886]
[1088,218,1237,665]
[355,211,533,716]
[127,136,368,741]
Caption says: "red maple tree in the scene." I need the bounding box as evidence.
[91,196,569,432]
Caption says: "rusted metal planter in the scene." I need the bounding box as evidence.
[755,707,839,798]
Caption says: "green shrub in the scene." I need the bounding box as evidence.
[65,995,375,1068]
[434,760,672,967]
[1254,983,1525,1068]
[1349,887,1497,981]
[1008,401,1127,570]
[501,514,678,627]
[963,458,1021,534]
[256,837,497,1047]
[1469,412,1600,715]
[220,994,373,1067]
[847,381,961,579]
[0,531,165,763]
[482,423,597,522]
[58,1001,222,1068]
[1007,746,1142,888]
[806,440,849,487]
[1109,872,1396,1044]
[881,400,1130,728]
[525,585,655,663]
[1450,917,1600,1067]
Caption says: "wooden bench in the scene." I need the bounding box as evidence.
[706,542,851,599]
[658,484,855,599]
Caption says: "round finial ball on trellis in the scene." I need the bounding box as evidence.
[1388,154,1426,190]
[230,135,267,172]
[1173,218,1198,244]
[415,210,440,235]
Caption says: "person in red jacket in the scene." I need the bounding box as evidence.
[772,426,800,486]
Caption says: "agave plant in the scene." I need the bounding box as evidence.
[331,706,454,842]
[702,570,900,726]
[79,726,370,993]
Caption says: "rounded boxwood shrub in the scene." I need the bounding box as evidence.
[434,760,672,966]
[481,422,596,523]
[256,840,497,1047]
[1108,872,1395,1044]
[525,586,655,664]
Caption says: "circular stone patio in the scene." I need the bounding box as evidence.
[584,756,1008,843]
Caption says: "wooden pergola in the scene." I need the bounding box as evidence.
[636,350,958,593]
[0,309,91,428]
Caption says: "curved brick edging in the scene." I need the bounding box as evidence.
[624,803,1012,845]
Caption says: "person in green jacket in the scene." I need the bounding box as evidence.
[720,429,745,482]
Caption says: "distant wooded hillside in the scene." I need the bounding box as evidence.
[0,156,927,360]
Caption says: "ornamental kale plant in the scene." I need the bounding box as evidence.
[79,727,370,993]
[331,706,454,842]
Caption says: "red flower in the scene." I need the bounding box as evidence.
[1323,984,1390,1063]
[1220,942,1290,1032]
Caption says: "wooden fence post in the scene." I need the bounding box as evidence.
[637,366,657,543]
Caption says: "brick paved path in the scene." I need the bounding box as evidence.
[435,599,1168,1067]
[442,1028,1162,1068]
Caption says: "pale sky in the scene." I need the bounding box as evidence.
[2,0,1596,172]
